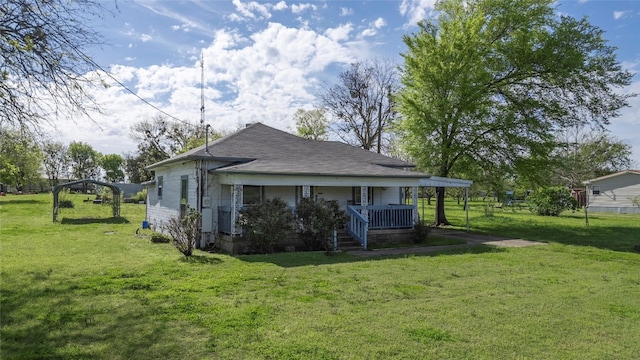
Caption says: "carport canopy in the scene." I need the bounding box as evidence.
[53,179,121,222]
[419,176,473,231]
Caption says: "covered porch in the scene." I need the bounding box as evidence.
[211,171,472,252]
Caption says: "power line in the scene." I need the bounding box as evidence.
[78,47,199,128]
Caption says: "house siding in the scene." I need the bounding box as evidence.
[587,173,640,214]
[147,162,199,232]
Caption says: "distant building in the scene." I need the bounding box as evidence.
[584,170,640,214]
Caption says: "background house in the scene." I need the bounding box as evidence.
[584,170,640,214]
[145,123,432,253]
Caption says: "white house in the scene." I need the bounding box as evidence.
[584,170,640,214]
[144,123,432,253]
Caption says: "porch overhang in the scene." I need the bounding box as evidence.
[212,171,426,187]
[419,176,472,188]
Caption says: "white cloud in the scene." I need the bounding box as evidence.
[373,17,387,29]
[171,25,180,31]
[291,3,317,14]
[399,0,438,28]
[232,0,272,20]
[273,1,288,11]
[361,17,387,37]
[140,34,153,42]
[340,7,353,16]
[325,23,353,42]
[137,2,215,35]
[613,10,629,20]
[45,22,367,155]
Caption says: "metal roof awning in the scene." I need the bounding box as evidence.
[419,176,472,188]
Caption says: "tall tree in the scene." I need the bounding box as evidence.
[0,128,42,191]
[552,127,632,188]
[125,116,220,182]
[396,0,633,225]
[68,141,101,181]
[123,152,154,184]
[40,140,69,187]
[294,108,329,140]
[1,0,108,131]
[319,58,399,153]
[100,154,125,183]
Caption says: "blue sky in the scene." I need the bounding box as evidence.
[51,0,640,166]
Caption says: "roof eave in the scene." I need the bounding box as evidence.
[210,169,427,178]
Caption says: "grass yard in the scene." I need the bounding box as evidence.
[1,193,639,359]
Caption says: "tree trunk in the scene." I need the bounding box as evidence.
[434,187,451,226]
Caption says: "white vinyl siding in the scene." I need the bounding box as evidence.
[588,173,640,213]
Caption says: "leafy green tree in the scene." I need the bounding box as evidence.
[123,152,155,184]
[396,0,633,225]
[0,129,42,191]
[100,154,125,183]
[1,0,109,131]
[294,108,329,141]
[68,141,101,181]
[125,116,220,182]
[40,140,69,187]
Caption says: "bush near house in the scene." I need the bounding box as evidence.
[239,198,294,254]
[166,206,201,257]
[150,232,171,243]
[528,186,577,216]
[296,197,346,252]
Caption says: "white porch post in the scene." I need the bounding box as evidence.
[465,187,470,232]
[412,186,419,224]
[360,186,369,221]
[302,185,311,198]
[230,184,243,236]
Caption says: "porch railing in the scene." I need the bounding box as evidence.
[349,205,414,229]
[347,205,368,250]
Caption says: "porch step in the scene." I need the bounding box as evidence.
[335,229,364,251]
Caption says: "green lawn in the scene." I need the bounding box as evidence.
[1,194,639,359]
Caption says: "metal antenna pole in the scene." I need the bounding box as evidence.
[200,52,205,127]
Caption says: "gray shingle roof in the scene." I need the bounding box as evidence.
[147,123,427,178]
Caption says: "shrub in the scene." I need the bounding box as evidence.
[296,197,346,252]
[134,189,147,203]
[239,198,294,254]
[412,220,431,244]
[150,232,171,243]
[528,186,574,216]
[483,203,495,217]
[166,206,201,257]
[58,199,74,208]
